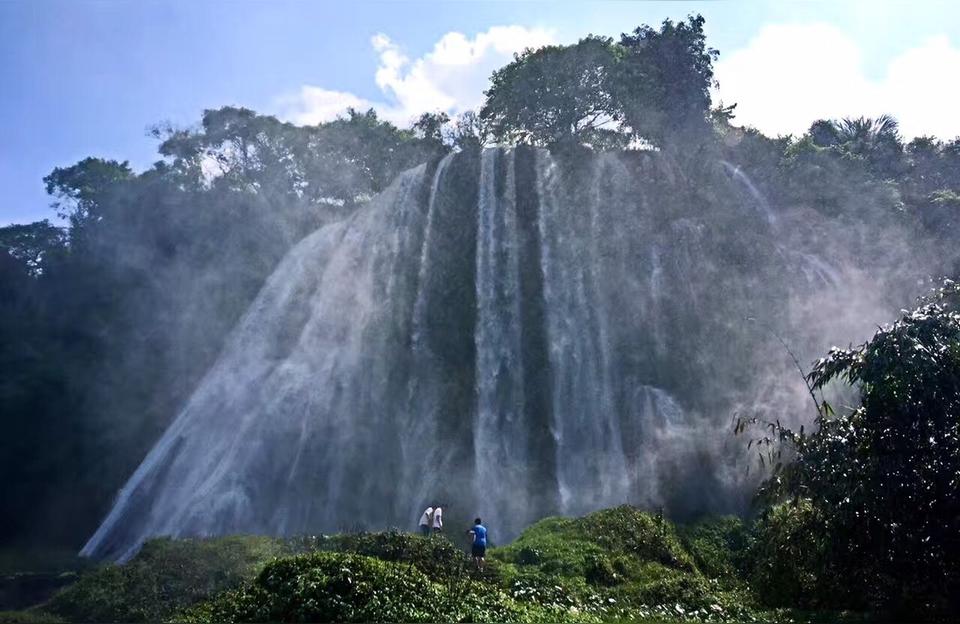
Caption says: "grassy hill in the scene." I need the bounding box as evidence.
[0,506,865,624]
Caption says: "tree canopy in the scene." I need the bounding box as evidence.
[480,15,718,149]
[747,281,960,615]
[481,36,622,148]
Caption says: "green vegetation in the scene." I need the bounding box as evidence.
[3,10,960,623]
[490,507,759,622]
[741,281,960,618]
[0,610,65,624]
[481,16,717,149]
[173,552,594,624]
[0,506,878,623]
[678,517,749,584]
[0,503,922,623]
[43,536,287,623]
[5,11,960,557]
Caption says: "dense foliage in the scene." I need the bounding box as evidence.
[0,107,448,549]
[745,282,960,616]
[4,509,791,624]
[43,536,287,623]
[481,16,717,149]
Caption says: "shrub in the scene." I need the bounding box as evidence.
[45,536,286,622]
[516,546,541,566]
[621,571,716,610]
[176,552,597,624]
[0,611,65,624]
[748,500,831,609]
[679,515,749,581]
[583,555,619,586]
[320,530,472,580]
[178,552,444,623]
[750,282,960,615]
[493,506,695,579]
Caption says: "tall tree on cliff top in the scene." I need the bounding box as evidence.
[481,15,717,149]
[612,15,718,147]
[481,35,622,148]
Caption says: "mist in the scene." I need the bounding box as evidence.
[77,135,953,560]
[3,15,959,571]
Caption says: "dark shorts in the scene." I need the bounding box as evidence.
[472,544,486,558]
[419,525,430,537]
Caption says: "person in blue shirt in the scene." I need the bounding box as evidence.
[467,518,487,571]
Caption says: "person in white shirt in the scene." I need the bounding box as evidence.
[418,506,433,537]
[432,505,443,534]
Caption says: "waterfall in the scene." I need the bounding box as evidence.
[536,150,629,515]
[82,164,433,561]
[82,147,922,560]
[473,149,530,528]
[720,160,777,226]
[401,152,456,523]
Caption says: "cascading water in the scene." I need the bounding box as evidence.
[536,151,629,515]
[83,147,932,561]
[474,149,533,528]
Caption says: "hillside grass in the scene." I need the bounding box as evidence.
[0,506,874,624]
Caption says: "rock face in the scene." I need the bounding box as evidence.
[83,147,935,561]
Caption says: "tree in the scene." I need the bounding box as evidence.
[803,115,905,180]
[0,220,67,276]
[613,15,718,147]
[480,16,719,150]
[0,104,453,550]
[411,111,450,147]
[481,36,622,148]
[449,110,486,150]
[749,281,960,615]
[43,158,133,242]
[153,106,447,210]
[808,119,842,148]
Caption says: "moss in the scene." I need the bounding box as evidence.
[45,535,287,623]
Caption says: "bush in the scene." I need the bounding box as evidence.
[488,506,746,616]
[176,552,598,624]
[493,506,695,579]
[679,515,749,581]
[584,555,619,586]
[320,530,472,580]
[0,611,65,624]
[45,536,286,622]
[748,500,831,609]
[751,282,960,616]
[516,546,541,566]
[179,552,443,623]
[620,570,716,610]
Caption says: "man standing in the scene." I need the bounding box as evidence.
[432,504,443,535]
[467,517,487,571]
[418,505,434,537]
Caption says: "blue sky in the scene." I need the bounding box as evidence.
[3,1,960,225]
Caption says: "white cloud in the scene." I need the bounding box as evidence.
[280,87,377,126]
[715,23,960,140]
[279,25,555,127]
